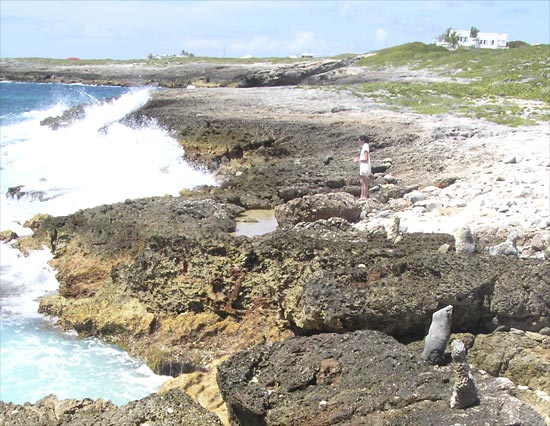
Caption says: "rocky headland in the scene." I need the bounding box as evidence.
[1,55,549,425]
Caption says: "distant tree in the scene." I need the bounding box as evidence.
[470,27,480,39]
[449,31,460,48]
[147,53,154,60]
[181,49,194,57]
[440,27,453,42]
[441,28,460,49]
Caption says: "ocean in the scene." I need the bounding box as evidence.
[0,81,216,405]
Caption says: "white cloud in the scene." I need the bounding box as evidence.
[183,30,328,57]
[375,28,388,44]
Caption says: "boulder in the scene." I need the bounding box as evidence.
[280,228,548,336]
[217,330,545,425]
[489,261,550,331]
[274,192,362,226]
[468,331,550,394]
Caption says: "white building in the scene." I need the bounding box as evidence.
[435,29,508,49]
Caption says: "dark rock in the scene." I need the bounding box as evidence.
[0,389,223,426]
[217,330,545,425]
[0,230,18,242]
[40,104,86,129]
[371,161,391,174]
[6,185,50,201]
[274,192,362,226]
[489,261,550,331]
[434,176,458,188]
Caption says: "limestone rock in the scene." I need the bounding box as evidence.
[489,230,519,257]
[217,330,545,425]
[489,260,550,332]
[274,192,362,226]
[0,230,18,242]
[0,389,222,426]
[467,331,550,394]
[454,224,476,254]
[384,214,401,242]
[450,339,479,409]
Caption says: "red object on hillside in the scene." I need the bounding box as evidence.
[67,57,80,61]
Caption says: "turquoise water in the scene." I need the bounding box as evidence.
[1,316,169,405]
[0,81,216,405]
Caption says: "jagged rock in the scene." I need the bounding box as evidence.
[489,260,550,331]
[238,57,359,87]
[489,230,519,257]
[384,214,401,242]
[467,331,550,394]
[217,330,545,425]
[40,104,86,129]
[450,339,479,409]
[6,185,49,201]
[454,224,476,254]
[0,394,116,426]
[24,197,550,383]
[274,192,362,226]
[0,230,18,242]
[0,389,222,426]
[283,228,548,336]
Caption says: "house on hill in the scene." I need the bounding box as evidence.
[435,29,508,49]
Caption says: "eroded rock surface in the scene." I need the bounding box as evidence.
[0,389,222,426]
[217,330,545,425]
[2,57,548,424]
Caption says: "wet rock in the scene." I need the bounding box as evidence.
[0,230,18,242]
[6,185,50,201]
[0,395,115,426]
[40,104,86,129]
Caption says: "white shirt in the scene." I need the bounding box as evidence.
[359,143,371,176]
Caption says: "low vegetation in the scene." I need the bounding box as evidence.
[9,41,549,126]
[351,42,550,126]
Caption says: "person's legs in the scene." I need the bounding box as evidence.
[359,175,368,199]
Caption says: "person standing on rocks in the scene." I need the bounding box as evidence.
[354,135,372,200]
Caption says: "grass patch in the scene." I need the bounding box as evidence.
[349,42,550,126]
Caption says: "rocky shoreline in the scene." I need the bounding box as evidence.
[1,58,549,425]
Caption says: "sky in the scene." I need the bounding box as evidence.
[1,0,549,59]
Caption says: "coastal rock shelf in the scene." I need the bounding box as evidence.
[1,55,548,425]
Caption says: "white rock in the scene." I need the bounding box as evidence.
[447,198,467,208]
[405,190,426,204]
[454,225,476,254]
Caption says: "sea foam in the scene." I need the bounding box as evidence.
[0,87,216,233]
